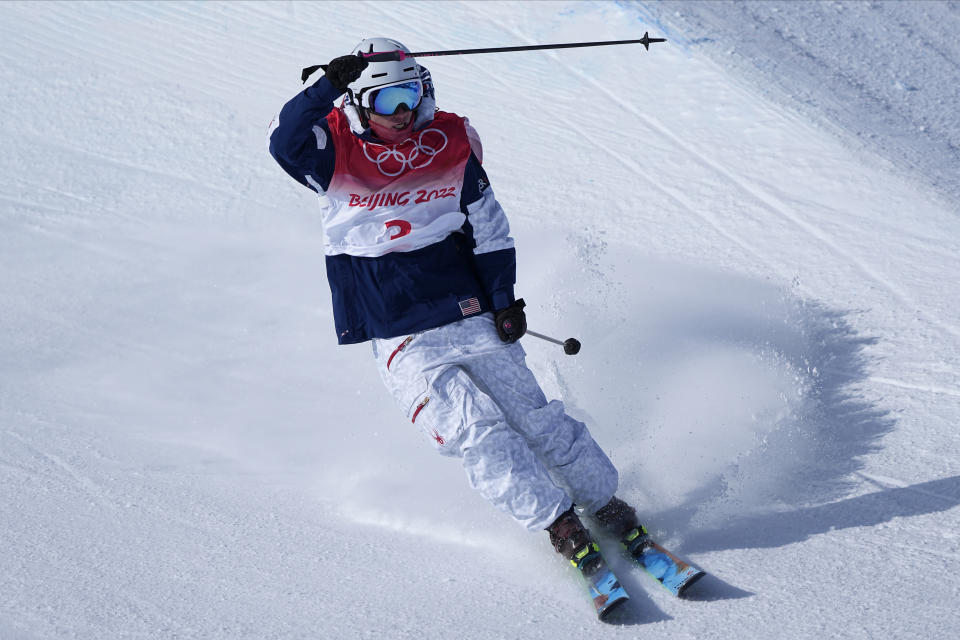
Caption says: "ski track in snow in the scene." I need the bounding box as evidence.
[472,7,791,274]
[556,42,960,342]
[2,1,960,638]
[868,375,960,399]
[473,5,960,407]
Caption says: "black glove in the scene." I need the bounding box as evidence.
[324,54,368,91]
[494,298,527,343]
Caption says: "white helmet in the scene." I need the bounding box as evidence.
[348,37,420,105]
[340,37,436,134]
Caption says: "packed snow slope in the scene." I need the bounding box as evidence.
[642,0,960,206]
[2,1,959,638]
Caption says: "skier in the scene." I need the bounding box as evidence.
[268,37,645,572]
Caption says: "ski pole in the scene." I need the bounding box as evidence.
[527,330,582,356]
[303,33,667,82]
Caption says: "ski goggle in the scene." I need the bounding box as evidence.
[362,80,423,116]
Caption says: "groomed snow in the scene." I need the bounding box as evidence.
[1,1,958,638]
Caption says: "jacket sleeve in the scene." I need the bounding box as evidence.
[461,149,517,312]
[268,77,342,193]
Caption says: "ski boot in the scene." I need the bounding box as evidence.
[546,506,629,618]
[547,507,602,571]
[594,496,705,597]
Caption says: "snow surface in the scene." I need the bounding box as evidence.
[2,1,959,638]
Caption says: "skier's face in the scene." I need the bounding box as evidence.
[367,104,413,130]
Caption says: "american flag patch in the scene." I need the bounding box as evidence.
[458,297,481,316]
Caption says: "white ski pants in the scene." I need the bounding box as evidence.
[372,314,618,531]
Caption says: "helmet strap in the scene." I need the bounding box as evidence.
[346,88,370,129]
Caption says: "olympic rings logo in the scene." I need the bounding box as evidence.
[362,128,449,177]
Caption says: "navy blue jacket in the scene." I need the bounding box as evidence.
[269,77,516,344]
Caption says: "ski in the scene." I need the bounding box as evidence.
[570,542,630,620]
[622,527,705,597]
